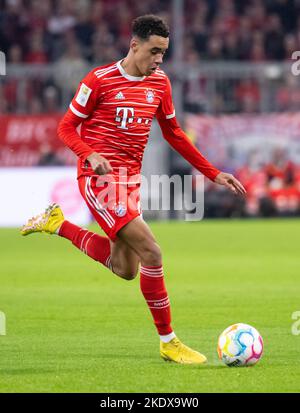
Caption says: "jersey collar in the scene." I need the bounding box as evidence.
[117,60,146,82]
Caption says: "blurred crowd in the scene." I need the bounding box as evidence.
[1,0,300,114]
[1,0,169,65]
[1,0,300,65]
[186,0,300,62]
[1,0,300,218]
[238,147,300,217]
[204,147,300,218]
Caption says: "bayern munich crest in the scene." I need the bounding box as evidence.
[113,202,127,217]
[145,90,155,103]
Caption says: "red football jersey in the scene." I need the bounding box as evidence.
[69,60,175,181]
[58,60,220,182]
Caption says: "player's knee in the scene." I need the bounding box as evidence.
[140,242,162,266]
[120,272,138,281]
[123,272,137,281]
[113,266,138,281]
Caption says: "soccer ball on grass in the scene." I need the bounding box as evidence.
[217,323,263,367]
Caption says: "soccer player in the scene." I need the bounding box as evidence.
[21,15,246,364]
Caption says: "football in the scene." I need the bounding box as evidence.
[217,323,263,367]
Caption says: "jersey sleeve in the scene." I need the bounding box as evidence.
[69,69,100,120]
[155,76,176,121]
[57,109,95,161]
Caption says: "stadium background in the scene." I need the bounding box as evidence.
[1,0,300,223]
[1,0,300,394]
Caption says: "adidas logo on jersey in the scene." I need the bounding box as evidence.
[115,91,125,100]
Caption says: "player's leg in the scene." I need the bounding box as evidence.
[59,219,140,280]
[20,203,206,363]
[20,203,140,281]
[109,238,140,280]
[117,216,207,364]
[58,218,140,281]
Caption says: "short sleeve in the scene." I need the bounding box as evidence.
[69,69,100,119]
[156,76,176,121]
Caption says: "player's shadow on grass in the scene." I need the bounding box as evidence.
[94,353,233,368]
[192,364,265,371]
[97,353,155,361]
[161,364,227,370]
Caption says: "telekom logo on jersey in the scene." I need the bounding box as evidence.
[115,107,150,130]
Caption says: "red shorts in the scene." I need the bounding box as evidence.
[78,175,141,241]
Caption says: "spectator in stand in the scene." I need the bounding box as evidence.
[235,149,268,216]
[53,35,89,101]
[183,50,208,113]
[223,32,241,60]
[74,6,95,61]
[27,96,43,114]
[283,33,298,61]
[26,0,50,32]
[190,15,208,56]
[3,44,23,112]
[265,147,300,216]
[206,35,224,60]
[275,74,300,112]
[7,43,23,63]
[90,22,120,64]
[0,0,28,55]
[47,0,77,61]
[264,14,285,60]
[249,31,266,61]
[267,0,297,33]
[42,85,60,113]
[236,16,253,60]
[0,84,9,114]
[211,0,239,36]
[235,79,261,112]
[25,30,48,63]
[37,143,65,166]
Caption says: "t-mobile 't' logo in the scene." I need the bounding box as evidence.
[115,107,134,129]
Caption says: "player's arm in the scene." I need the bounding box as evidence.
[57,71,112,175]
[156,78,246,195]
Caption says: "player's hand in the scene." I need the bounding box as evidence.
[214,172,246,196]
[86,152,113,175]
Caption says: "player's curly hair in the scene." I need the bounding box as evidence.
[132,15,169,40]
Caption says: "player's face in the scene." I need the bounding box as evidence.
[132,35,169,76]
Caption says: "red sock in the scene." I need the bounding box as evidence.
[58,220,112,270]
[140,265,173,335]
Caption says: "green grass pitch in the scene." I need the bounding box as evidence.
[0,218,300,392]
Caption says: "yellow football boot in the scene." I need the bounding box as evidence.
[160,337,207,365]
[20,203,64,236]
